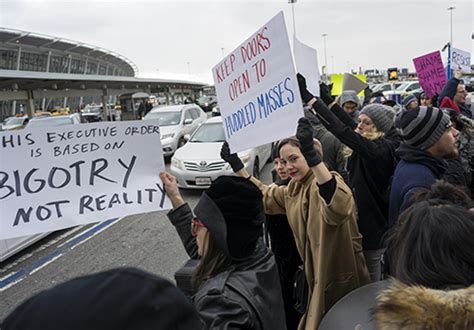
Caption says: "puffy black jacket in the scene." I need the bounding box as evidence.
[168,203,286,330]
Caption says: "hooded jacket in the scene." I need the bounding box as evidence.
[250,171,370,329]
[388,144,447,225]
[312,100,401,250]
[374,281,474,329]
[439,77,472,118]
[168,203,286,330]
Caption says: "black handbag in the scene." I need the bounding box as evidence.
[293,208,309,314]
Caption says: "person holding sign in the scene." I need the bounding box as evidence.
[221,119,370,329]
[159,172,286,330]
[296,74,401,283]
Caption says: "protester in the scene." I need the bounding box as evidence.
[137,101,145,119]
[304,108,349,182]
[438,77,472,118]
[2,268,201,330]
[221,119,370,329]
[145,100,153,116]
[375,182,474,329]
[159,172,286,329]
[402,94,417,110]
[338,90,360,125]
[418,91,433,107]
[297,74,400,282]
[389,106,460,224]
[265,144,303,330]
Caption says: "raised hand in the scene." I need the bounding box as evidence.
[220,141,244,172]
[296,117,322,167]
[297,73,315,104]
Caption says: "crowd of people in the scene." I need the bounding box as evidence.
[3,73,473,329]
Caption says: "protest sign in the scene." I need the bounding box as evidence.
[342,73,368,95]
[451,47,471,73]
[293,36,320,97]
[412,51,448,99]
[212,11,304,153]
[0,121,171,239]
[330,74,367,96]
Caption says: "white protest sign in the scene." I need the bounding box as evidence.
[212,11,304,153]
[293,36,321,97]
[451,47,471,73]
[0,121,172,239]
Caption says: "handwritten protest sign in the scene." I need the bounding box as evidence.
[212,11,303,153]
[451,47,471,73]
[412,51,448,99]
[0,121,171,239]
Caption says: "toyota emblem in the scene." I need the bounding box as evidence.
[199,161,207,166]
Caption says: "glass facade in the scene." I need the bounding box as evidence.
[70,58,86,74]
[19,51,48,72]
[0,49,18,70]
[86,61,97,74]
[49,55,69,73]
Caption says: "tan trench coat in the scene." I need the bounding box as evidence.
[251,171,370,329]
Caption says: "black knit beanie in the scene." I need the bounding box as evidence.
[394,106,451,150]
[194,176,264,259]
[3,268,201,330]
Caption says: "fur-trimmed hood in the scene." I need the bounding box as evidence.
[374,280,474,329]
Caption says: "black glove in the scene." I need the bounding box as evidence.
[220,141,244,172]
[296,117,322,167]
[319,82,335,106]
[297,73,315,104]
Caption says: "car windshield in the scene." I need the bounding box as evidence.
[198,96,214,103]
[144,111,181,126]
[28,117,73,128]
[190,123,225,142]
[82,106,101,113]
[395,82,410,91]
[4,117,26,125]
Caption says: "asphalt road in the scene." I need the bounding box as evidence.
[0,162,274,321]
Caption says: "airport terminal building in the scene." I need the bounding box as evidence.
[0,28,207,119]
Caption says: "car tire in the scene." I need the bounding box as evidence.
[178,137,186,148]
[253,158,260,179]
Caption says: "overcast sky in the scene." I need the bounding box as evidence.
[0,0,472,84]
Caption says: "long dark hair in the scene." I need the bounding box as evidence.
[192,233,234,288]
[387,200,474,289]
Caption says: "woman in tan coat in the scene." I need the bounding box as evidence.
[221,118,370,329]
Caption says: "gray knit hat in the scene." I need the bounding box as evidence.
[360,104,395,133]
[394,106,451,150]
[338,90,360,108]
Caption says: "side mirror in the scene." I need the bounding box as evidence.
[184,134,190,141]
[184,118,193,125]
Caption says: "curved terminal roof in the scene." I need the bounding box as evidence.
[0,27,138,76]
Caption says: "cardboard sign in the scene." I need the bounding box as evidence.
[451,48,471,73]
[413,51,448,99]
[342,73,368,95]
[212,11,304,153]
[330,74,367,96]
[293,36,320,97]
[0,121,171,239]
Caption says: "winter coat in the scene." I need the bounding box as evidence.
[250,171,370,329]
[439,77,472,118]
[388,144,447,226]
[168,203,286,330]
[312,100,400,250]
[374,280,474,329]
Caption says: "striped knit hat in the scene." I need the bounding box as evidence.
[394,106,451,150]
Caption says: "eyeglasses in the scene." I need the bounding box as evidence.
[191,218,205,236]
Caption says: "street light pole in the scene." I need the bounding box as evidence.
[447,6,455,79]
[288,0,297,35]
[322,33,328,77]
[186,62,190,75]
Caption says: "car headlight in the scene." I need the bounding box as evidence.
[204,103,209,107]
[239,154,251,163]
[161,133,175,140]
[171,157,184,170]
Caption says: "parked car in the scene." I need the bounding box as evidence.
[198,95,218,112]
[27,113,83,128]
[81,104,120,122]
[170,116,272,189]
[1,115,29,131]
[211,105,220,117]
[143,104,207,157]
